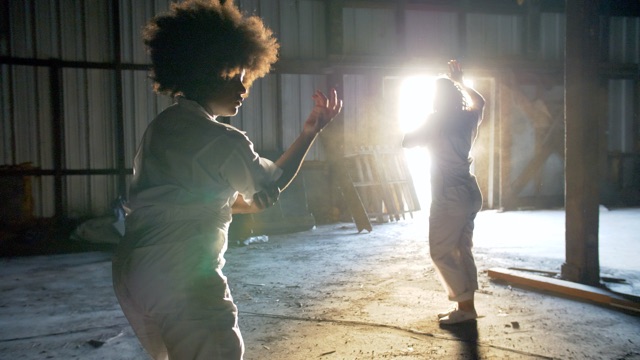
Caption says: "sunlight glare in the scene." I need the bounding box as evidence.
[397,75,476,216]
[398,75,436,214]
[398,75,435,133]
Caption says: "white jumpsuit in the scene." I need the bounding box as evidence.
[405,109,483,303]
[428,109,482,302]
[112,97,281,360]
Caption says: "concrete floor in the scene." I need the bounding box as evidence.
[473,207,640,298]
[0,208,639,359]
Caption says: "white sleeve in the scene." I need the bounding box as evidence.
[220,138,282,204]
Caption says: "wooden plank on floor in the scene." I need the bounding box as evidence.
[488,267,640,313]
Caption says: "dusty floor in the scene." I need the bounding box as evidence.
[1,209,639,360]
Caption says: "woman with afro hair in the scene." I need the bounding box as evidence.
[112,1,342,359]
[403,60,485,325]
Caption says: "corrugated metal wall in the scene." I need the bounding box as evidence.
[343,7,397,55]
[608,16,639,154]
[607,17,638,197]
[405,10,459,59]
[1,1,639,218]
[540,12,565,60]
[230,0,328,158]
[467,13,523,57]
[610,16,640,63]
[2,0,122,218]
[0,0,330,218]
[608,79,635,153]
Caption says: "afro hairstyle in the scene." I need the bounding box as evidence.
[142,0,279,99]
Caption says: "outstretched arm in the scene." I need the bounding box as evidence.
[274,89,343,191]
[232,89,341,214]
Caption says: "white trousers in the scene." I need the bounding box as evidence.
[112,214,243,360]
[428,176,482,302]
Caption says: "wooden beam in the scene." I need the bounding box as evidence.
[488,268,640,313]
[501,86,563,208]
[320,72,373,233]
[562,0,601,285]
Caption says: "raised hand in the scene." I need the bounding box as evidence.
[448,59,464,83]
[303,88,343,136]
